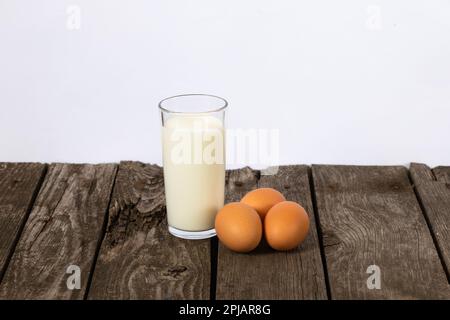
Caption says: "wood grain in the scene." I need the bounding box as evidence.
[216,166,327,299]
[312,165,450,299]
[0,163,46,282]
[434,166,450,184]
[410,163,450,280]
[0,163,117,299]
[409,163,435,183]
[88,161,210,300]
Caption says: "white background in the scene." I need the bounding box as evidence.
[1,0,449,167]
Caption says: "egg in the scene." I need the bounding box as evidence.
[241,188,286,220]
[264,201,310,251]
[215,202,262,253]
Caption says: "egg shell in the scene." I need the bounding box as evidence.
[240,188,286,220]
[215,202,262,253]
[264,201,310,251]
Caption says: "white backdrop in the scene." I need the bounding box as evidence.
[1,0,449,167]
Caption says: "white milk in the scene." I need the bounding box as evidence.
[162,115,225,232]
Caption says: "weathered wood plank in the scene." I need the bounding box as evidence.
[0,163,47,282]
[312,165,450,299]
[410,163,450,280]
[434,166,450,184]
[88,161,210,300]
[217,166,327,299]
[409,163,435,183]
[0,163,117,299]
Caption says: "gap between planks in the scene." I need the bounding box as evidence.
[82,166,120,299]
[0,164,48,285]
[409,163,450,284]
[307,167,332,299]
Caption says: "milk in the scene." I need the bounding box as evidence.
[162,115,225,232]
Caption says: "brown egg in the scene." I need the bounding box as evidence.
[241,188,286,220]
[264,201,310,251]
[215,202,262,253]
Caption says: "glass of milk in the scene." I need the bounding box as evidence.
[159,94,227,239]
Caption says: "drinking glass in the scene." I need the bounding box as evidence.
[159,94,227,239]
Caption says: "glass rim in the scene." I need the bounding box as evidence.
[158,94,228,114]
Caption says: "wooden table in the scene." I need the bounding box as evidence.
[0,162,449,300]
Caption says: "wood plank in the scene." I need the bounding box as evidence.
[410,163,450,280]
[312,165,450,299]
[88,161,210,300]
[216,166,328,299]
[0,163,117,299]
[409,163,435,183]
[0,163,47,282]
[433,166,450,184]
